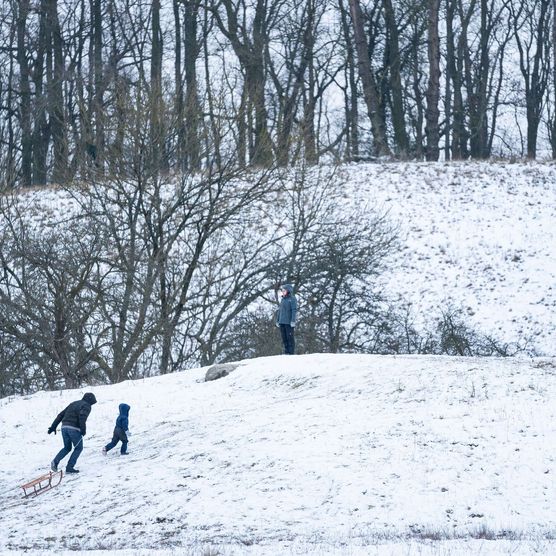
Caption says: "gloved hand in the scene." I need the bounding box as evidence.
[48,427,56,435]
[275,322,280,327]
[80,430,86,437]
[291,321,296,327]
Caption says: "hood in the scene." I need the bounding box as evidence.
[119,403,130,416]
[82,392,97,405]
[281,283,294,295]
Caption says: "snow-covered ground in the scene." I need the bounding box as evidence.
[340,161,556,355]
[1,354,555,554]
[1,161,555,554]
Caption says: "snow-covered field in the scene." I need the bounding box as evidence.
[341,161,556,355]
[1,354,555,554]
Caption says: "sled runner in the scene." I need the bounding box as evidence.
[21,470,63,498]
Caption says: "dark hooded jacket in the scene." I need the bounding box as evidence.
[50,392,97,436]
[277,284,297,325]
[115,403,130,432]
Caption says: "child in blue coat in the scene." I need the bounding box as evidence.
[102,403,131,455]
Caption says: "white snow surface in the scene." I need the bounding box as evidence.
[1,354,555,554]
[335,161,556,355]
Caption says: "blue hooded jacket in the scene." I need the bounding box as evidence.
[277,284,297,326]
[115,403,130,431]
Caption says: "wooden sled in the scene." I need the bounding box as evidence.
[21,470,63,498]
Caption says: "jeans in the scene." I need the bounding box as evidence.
[280,324,295,355]
[54,427,83,470]
[105,427,128,454]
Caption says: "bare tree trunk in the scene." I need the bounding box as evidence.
[250,0,273,166]
[383,0,409,157]
[202,6,222,168]
[488,42,507,155]
[446,0,467,159]
[16,0,32,187]
[173,0,185,170]
[80,0,94,173]
[270,0,317,166]
[527,0,550,159]
[409,24,425,159]
[467,0,489,158]
[348,0,391,157]
[33,2,49,186]
[150,0,165,173]
[513,0,551,159]
[339,0,359,161]
[46,0,68,184]
[183,0,201,170]
[303,61,318,164]
[107,0,124,177]
[444,35,452,159]
[425,0,441,161]
[552,0,556,157]
[237,83,248,168]
[458,0,479,159]
[92,0,104,171]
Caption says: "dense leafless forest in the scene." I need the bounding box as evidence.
[0,0,555,188]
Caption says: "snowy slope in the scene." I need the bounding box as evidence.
[13,161,556,356]
[1,354,555,555]
[341,161,556,355]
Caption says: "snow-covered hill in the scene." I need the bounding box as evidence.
[12,161,556,357]
[339,161,556,356]
[1,354,555,554]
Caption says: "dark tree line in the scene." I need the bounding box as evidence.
[0,0,555,189]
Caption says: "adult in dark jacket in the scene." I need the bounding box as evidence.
[48,392,97,473]
[103,403,131,456]
[276,283,297,354]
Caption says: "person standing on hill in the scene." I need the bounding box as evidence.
[48,392,97,474]
[276,284,297,355]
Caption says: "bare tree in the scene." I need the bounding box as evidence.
[338,0,360,161]
[0,195,107,389]
[174,0,203,171]
[268,0,319,166]
[210,0,277,166]
[16,0,33,186]
[383,0,409,157]
[213,164,399,358]
[425,0,441,160]
[45,0,69,183]
[271,165,398,353]
[150,0,167,173]
[91,0,105,171]
[551,0,556,157]
[511,0,552,158]
[32,2,49,185]
[348,0,391,157]
[445,0,468,158]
